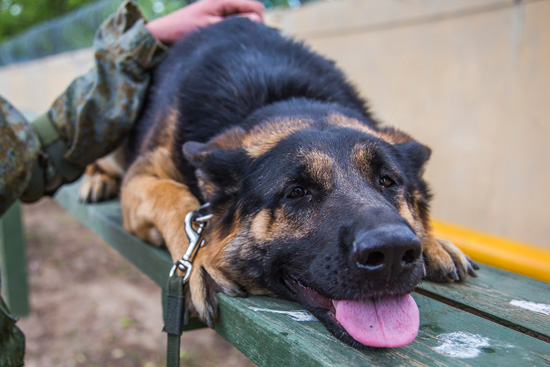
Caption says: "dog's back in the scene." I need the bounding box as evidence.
[128,18,373,175]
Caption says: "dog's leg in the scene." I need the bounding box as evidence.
[422,235,478,282]
[79,146,125,203]
[121,147,243,325]
[120,147,200,258]
[400,199,478,282]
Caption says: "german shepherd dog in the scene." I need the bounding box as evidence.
[81,18,478,348]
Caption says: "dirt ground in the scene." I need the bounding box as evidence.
[15,198,256,367]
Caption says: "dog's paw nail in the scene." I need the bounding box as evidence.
[466,257,479,277]
[232,288,247,297]
[78,190,91,203]
[205,317,215,329]
[449,269,460,281]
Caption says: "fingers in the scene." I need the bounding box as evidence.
[235,12,263,23]
[146,0,265,44]
[217,0,265,22]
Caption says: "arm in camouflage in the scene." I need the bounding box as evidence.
[0,1,166,216]
[48,0,166,168]
[0,102,28,366]
[0,96,40,217]
[0,3,166,364]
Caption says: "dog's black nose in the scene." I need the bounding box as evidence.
[353,225,421,278]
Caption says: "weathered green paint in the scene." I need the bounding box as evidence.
[55,182,173,287]
[0,202,30,316]
[215,294,550,367]
[53,180,550,366]
[56,182,204,332]
[417,265,550,342]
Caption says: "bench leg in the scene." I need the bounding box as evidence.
[0,202,30,316]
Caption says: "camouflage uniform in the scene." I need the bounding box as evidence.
[0,2,166,365]
[0,1,166,217]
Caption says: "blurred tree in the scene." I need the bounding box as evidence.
[0,0,312,65]
[0,0,309,43]
[0,0,97,43]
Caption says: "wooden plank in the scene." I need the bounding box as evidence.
[55,182,173,288]
[215,293,550,367]
[0,202,30,316]
[54,180,550,365]
[55,182,207,332]
[417,264,550,342]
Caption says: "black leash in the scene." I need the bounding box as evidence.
[163,275,187,367]
[163,204,212,367]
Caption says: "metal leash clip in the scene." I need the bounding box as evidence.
[169,203,213,283]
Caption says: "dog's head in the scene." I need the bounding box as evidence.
[183,100,432,348]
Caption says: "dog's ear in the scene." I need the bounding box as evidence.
[183,142,248,175]
[183,141,248,200]
[183,141,212,167]
[396,141,432,175]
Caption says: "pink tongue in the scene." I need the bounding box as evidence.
[334,294,419,348]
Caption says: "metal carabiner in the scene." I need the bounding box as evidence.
[169,203,212,283]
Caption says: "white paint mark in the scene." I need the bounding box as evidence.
[510,300,550,316]
[433,332,514,359]
[247,307,317,322]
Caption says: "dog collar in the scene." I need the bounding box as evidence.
[169,203,213,283]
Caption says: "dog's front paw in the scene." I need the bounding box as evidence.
[423,237,478,282]
[79,162,120,203]
[186,263,246,328]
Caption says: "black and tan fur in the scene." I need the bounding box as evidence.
[81,18,477,348]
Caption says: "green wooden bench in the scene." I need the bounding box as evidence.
[1,180,550,366]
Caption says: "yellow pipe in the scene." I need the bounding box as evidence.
[430,219,550,283]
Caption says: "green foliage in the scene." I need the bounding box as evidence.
[0,0,97,43]
[0,0,189,47]
[0,0,314,66]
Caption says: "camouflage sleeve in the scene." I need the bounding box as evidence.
[0,96,40,216]
[0,1,167,210]
[48,0,167,168]
[0,102,28,361]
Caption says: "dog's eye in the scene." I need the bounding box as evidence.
[379,176,395,188]
[287,186,308,199]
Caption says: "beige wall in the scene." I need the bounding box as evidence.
[1,0,548,248]
[266,0,550,248]
[0,48,94,118]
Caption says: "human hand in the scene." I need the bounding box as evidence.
[146,0,265,45]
